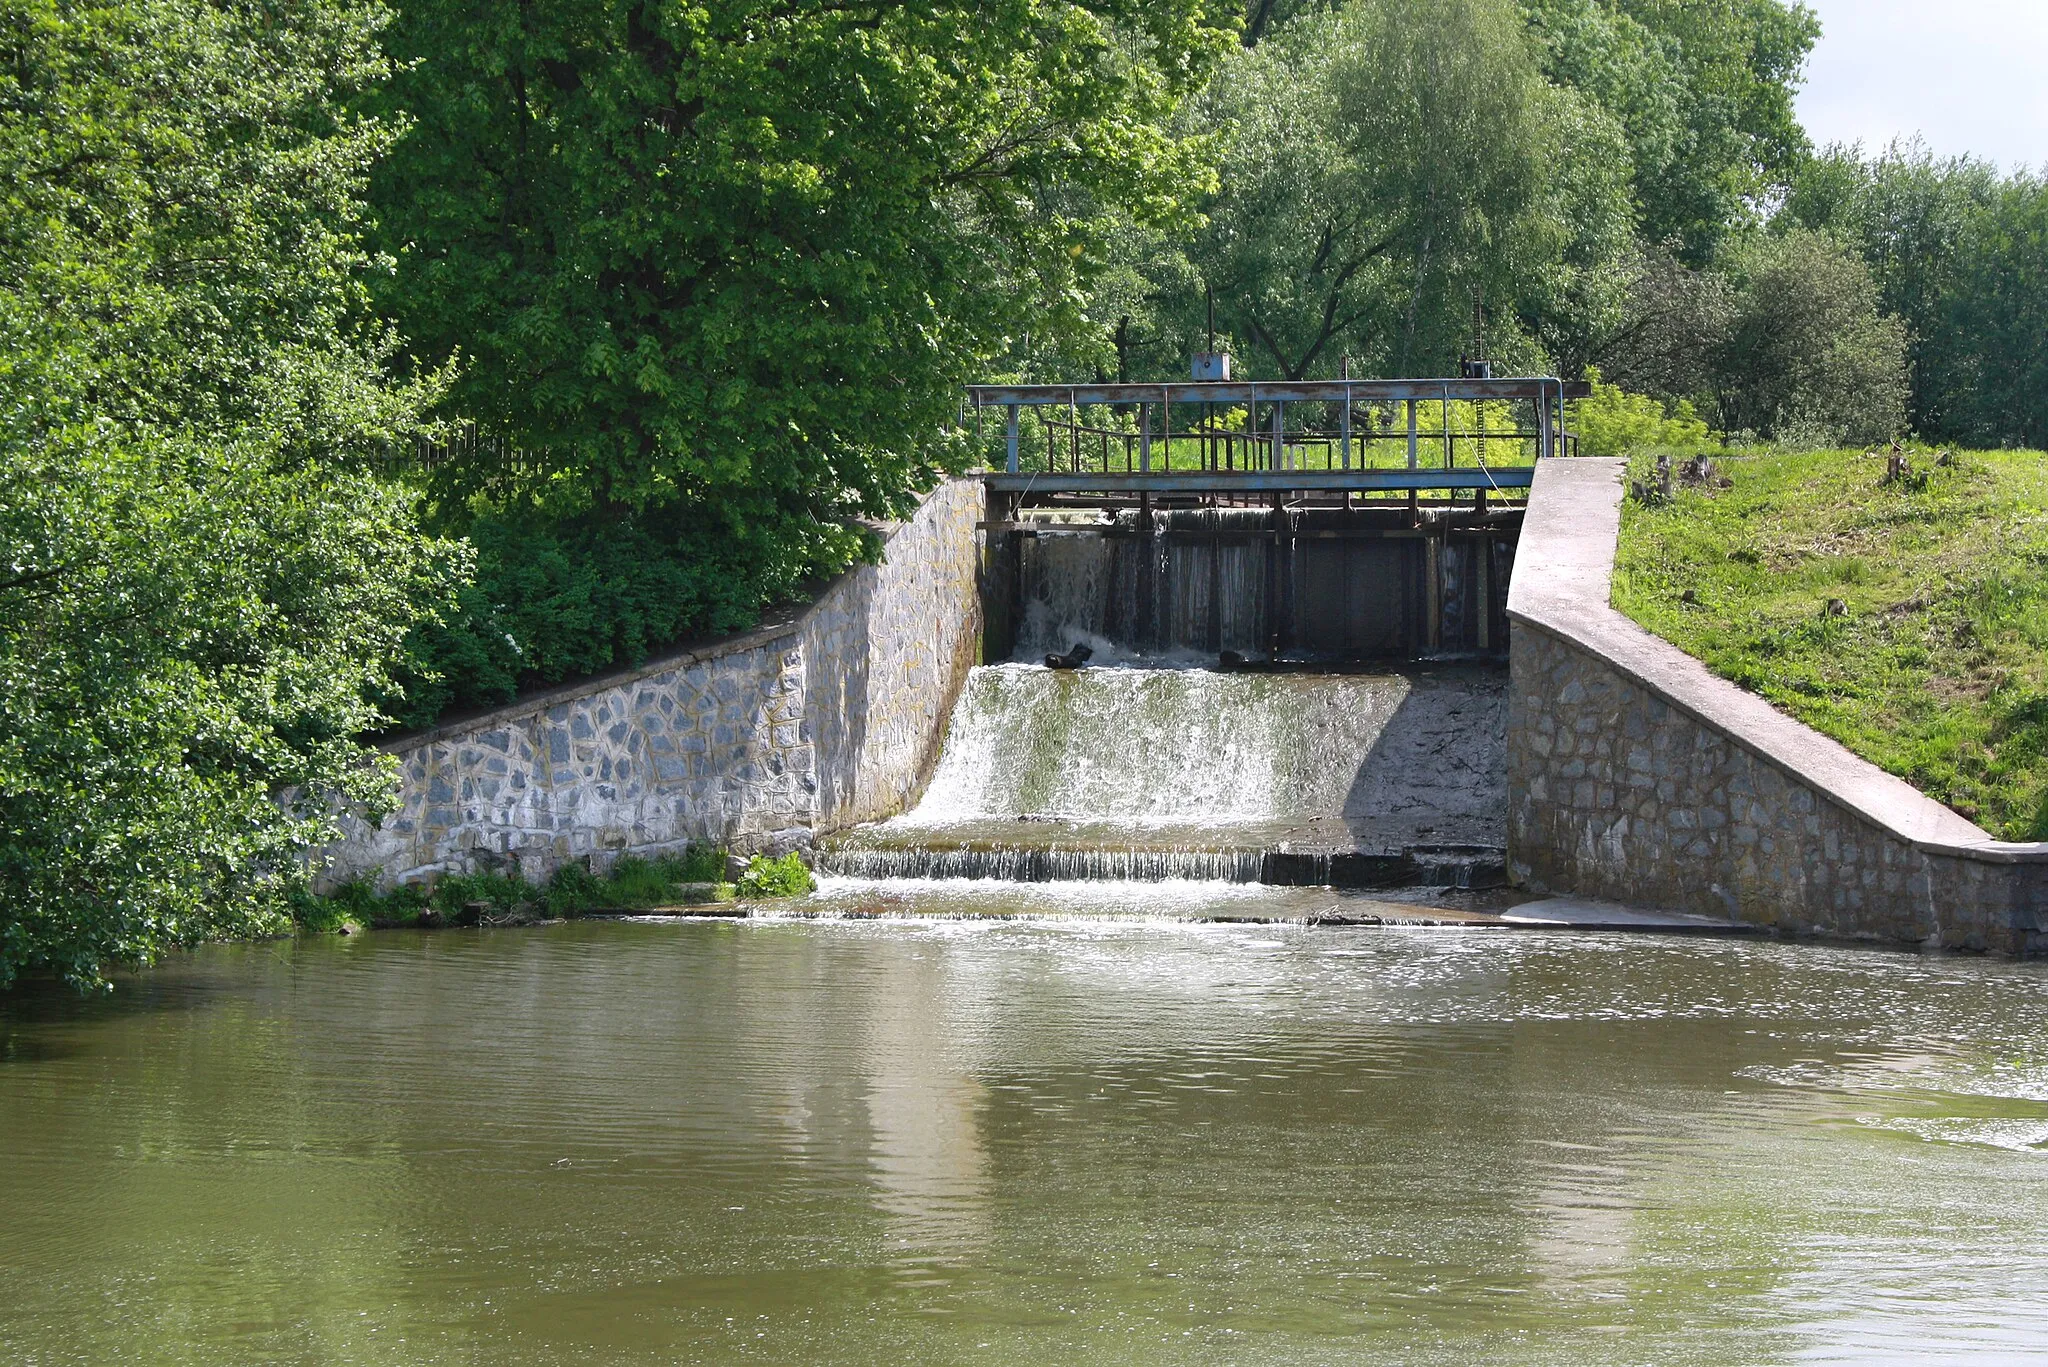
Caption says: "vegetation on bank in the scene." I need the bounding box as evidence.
[8,0,2048,987]
[292,850,815,932]
[1614,448,2048,841]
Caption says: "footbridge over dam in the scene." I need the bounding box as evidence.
[971,376,1579,664]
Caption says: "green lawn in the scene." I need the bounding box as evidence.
[1612,448,2048,840]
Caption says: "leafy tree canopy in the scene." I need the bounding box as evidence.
[1786,140,2048,449]
[1179,0,1635,381]
[370,0,1232,528]
[0,0,453,988]
[1524,0,1818,260]
[1708,227,1908,446]
[368,0,1233,720]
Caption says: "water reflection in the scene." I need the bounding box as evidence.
[858,944,991,1262]
[2,917,2046,1363]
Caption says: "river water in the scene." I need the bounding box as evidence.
[5,915,2048,1364]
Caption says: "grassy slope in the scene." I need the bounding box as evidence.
[1612,449,2048,840]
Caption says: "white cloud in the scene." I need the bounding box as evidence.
[1796,0,2048,171]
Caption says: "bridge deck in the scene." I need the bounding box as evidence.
[982,467,1534,495]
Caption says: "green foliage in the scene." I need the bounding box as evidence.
[365,0,1232,724]
[1524,0,1818,261]
[383,508,809,729]
[0,0,455,989]
[1614,447,2048,839]
[1182,0,1636,382]
[736,852,815,899]
[1788,140,2048,450]
[1593,230,1907,447]
[1708,229,1909,446]
[291,849,735,929]
[1571,367,1711,456]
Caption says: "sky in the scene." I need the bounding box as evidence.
[1795,0,2048,171]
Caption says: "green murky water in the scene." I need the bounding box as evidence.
[4,912,2047,1364]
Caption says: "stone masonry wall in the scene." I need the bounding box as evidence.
[1509,624,2044,952]
[320,478,983,889]
[1507,457,2046,955]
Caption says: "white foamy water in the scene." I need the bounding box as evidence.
[900,662,1504,831]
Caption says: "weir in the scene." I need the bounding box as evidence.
[820,662,1510,892]
[818,374,1567,895]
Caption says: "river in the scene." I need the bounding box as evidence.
[5,911,2048,1364]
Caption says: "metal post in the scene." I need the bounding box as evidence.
[1536,385,1553,460]
[1161,388,1171,472]
[1247,384,1258,470]
[1442,384,1452,469]
[1273,400,1287,472]
[1067,389,1078,473]
[1005,404,1019,473]
[1406,398,1418,470]
[1139,402,1151,473]
[1340,385,1352,470]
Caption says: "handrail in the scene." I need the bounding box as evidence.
[968,377,1588,406]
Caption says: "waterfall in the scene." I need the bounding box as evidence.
[815,662,1508,890]
[906,666,1415,825]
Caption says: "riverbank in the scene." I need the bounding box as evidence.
[1613,448,2048,840]
[293,850,813,933]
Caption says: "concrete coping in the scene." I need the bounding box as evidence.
[381,478,974,755]
[1506,457,2048,866]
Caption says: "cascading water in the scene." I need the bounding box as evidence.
[817,662,1508,894]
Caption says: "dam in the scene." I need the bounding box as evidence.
[818,375,1564,900]
[316,379,2044,953]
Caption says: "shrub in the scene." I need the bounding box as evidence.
[736,853,815,899]
[1572,367,1713,456]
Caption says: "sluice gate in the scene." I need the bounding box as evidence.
[969,376,1585,664]
[984,502,1520,663]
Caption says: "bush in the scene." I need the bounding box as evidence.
[1572,367,1713,456]
[1710,229,1910,447]
[736,853,816,899]
[293,847,735,930]
[382,509,845,733]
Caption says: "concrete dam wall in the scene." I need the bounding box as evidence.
[314,452,2048,955]
[1507,458,2046,955]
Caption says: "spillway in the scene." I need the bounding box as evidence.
[818,662,1508,889]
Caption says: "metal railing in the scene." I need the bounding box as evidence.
[1027,416,1574,477]
[968,377,1580,476]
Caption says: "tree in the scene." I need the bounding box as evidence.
[1590,241,1734,403]
[1181,0,1634,382]
[0,0,452,988]
[1708,228,1908,445]
[1525,0,1819,260]
[367,0,1230,720]
[369,0,1230,537]
[1784,141,2044,446]
[1943,175,2048,449]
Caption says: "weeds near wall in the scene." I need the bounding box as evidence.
[291,845,810,934]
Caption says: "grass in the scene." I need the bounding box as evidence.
[287,846,813,933]
[1613,446,2048,841]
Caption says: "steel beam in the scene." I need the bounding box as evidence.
[981,469,1533,494]
[969,379,1587,407]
